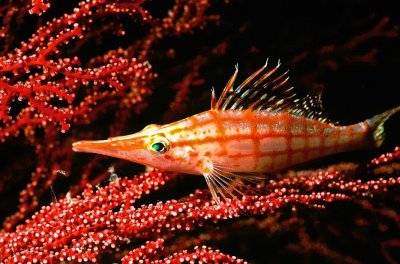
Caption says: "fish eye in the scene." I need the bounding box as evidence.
[148,134,170,154]
[147,133,171,154]
[151,142,168,154]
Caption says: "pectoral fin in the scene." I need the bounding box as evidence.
[201,158,266,204]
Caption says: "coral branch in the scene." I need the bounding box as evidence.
[29,0,50,15]
[153,246,247,264]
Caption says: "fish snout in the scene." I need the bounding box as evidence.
[72,139,114,153]
[72,135,146,162]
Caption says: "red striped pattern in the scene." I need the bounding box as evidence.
[161,110,370,173]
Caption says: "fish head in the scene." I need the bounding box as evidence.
[72,124,200,174]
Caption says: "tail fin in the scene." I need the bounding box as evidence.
[366,106,400,147]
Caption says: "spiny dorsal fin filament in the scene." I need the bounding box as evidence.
[210,87,216,109]
[212,60,337,124]
[214,64,238,110]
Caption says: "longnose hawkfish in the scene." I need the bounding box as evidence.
[72,61,400,202]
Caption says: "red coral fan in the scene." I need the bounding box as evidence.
[1,0,400,263]
[1,149,400,263]
[0,0,218,230]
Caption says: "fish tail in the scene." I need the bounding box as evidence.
[365,105,400,147]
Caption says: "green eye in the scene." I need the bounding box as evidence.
[148,134,170,154]
[151,142,167,154]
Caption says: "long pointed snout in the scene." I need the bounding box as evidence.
[72,134,146,161]
[72,139,115,154]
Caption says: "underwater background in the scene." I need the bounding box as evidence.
[1,0,400,263]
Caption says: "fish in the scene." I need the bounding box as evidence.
[72,61,400,202]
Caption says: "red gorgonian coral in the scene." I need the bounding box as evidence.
[1,150,400,263]
[0,0,218,229]
[1,0,400,263]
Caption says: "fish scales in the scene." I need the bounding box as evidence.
[162,110,370,173]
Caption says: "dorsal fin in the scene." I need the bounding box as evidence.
[212,60,337,124]
[288,88,337,124]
